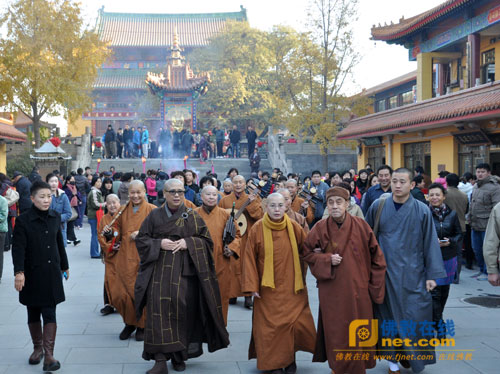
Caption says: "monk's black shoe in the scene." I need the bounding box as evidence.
[119,324,136,340]
[171,360,186,372]
[244,296,253,309]
[399,359,410,369]
[229,298,237,305]
[100,305,115,315]
[284,361,297,374]
[136,328,145,341]
[147,360,168,374]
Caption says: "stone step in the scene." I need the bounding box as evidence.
[90,157,272,179]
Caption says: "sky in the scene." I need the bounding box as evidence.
[25,0,446,132]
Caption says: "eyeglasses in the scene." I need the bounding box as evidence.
[166,190,185,196]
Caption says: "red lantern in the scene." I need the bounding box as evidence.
[49,137,61,147]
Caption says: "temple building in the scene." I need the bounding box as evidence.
[338,0,500,177]
[0,113,27,173]
[70,7,247,137]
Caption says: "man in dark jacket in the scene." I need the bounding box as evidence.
[411,175,427,204]
[13,171,32,213]
[74,168,90,228]
[246,126,257,159]
[28,166,41,183]
[250,148,261,173]
[215,126,225,158]
[116,128,124,159]
[123,124,133,158]
[159,125,172,159]
[229,125,241,158]
[181,130,193,158]
[104,124,117,159]
[361,165,393,214]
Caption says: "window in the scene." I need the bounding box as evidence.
[401,91,413,106]
[376,100,386,112]
[388,96,398,109]
[367,146,386,171]
[458,144,488,175]
[404,142,431,174]
[481,49,495,83]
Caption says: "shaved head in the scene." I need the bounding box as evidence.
[106,193,119,203]
[163,178,184,191]
[266,193,286,221]
[106,194,120,214]
[268,192,285,204]
[201,185,218,207]
[128,180,146,205]
[201,185,218,195]
[278,188,292,211]
[232,175,245,183]
[128,180,145,191]
[285,179,297,186]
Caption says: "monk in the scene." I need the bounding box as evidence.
[97,194,121,316]
[195,185,241,325]
[303,186,387,374]
[219,174,263,309]
[135,179,229,374]
[278,188,309,233]
[113,180,156,341]
[242,193,316,374]
[285,179,314,225]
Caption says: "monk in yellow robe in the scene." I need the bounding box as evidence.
[286,179,314,225]
[196,185,241,325]
[219,175,263,308]
[278,188,309,233]
[113,180,156,341]
[243,193,316,373]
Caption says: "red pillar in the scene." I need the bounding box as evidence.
[468,33,480,87]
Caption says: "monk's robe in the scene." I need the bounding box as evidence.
[135,204,229,362]
[303,214,386,374]
[291,195,314,225]
[242,216,316,371]
[195,205,241,325]
[287,209,309,233]
[366,194,446,372]
[218,191,263,297]
[98,212,120,306]
[112,201,156,328]
[184,198,196,209]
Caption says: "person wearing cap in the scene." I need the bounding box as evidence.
[303,186,386,374]
[13,171,32,213]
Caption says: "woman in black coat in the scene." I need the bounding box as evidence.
[12,181,69,372]
[428,183,462,337]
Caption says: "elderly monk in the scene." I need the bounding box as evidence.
[113,180,156,341]
[285,179,314,225]
[97,194,121,315]
[135,179,229,374]
[303,186,386,374]
[278,188,309,233]
[219,174,263,309]
[195,185,241,325]
[243,193,316,374]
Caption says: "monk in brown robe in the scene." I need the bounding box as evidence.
[195,185,241,325]
[219,174,263,309]
[243,193,316,374]
[97,194,121,315]
[135,179,229,374]
[113,180,156,341]
[303,186,386,374]
[278,188,309,233]
[286,179,314,225]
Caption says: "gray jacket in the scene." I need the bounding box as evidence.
[469,175,500,231]
[445,187,468,233]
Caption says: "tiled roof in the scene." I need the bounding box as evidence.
[146,65,210,93]
[97,9,247,47]
[94,69,148,89]
[362,70,416,97]
[0,119,27,142]
[337,81,500,139]
[371,0,472,41]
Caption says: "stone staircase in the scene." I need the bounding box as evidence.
[90,157,272,179]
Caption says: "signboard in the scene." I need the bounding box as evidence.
[363,137,383,146]
[452,129,491,146]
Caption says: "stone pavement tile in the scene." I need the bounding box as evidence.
[0,365,7,374]
[125,361,242,374]
[237,360,328,373]
[0,347,70,366]
[227,320,252,333]
[465,358,500,374]
[65,347,144,364]
[84,320,129,335]
[56,333,130,348]
[196,333,250,362]
[3,363,124,374]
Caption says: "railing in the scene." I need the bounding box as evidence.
[267,126,290,175]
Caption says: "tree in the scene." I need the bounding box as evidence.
[0,0,111,146]
[189,21,275,131]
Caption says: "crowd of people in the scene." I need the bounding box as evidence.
[99,123,260,161]
[3,161,500,374]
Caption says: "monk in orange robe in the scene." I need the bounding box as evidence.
[112,180,156,341]
[303,186,386,374]
[286,179,314,225]
[243,193,316,373]
[97,194,122,315]
[219,175,263,308]
[278,188,309,233]
[196,185,241,325]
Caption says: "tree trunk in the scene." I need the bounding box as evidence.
[33,119,41,148]
[322,148,328,173]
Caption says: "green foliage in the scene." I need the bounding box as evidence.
[0,0,111,146]
[7,150,35,177]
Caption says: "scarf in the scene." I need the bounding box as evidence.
[431,203,448,223]
[261,213,304,293]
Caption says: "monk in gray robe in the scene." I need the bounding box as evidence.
[135,179,229,374]
[366,168,446,374]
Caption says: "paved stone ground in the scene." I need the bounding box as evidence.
[1,222,500,374]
